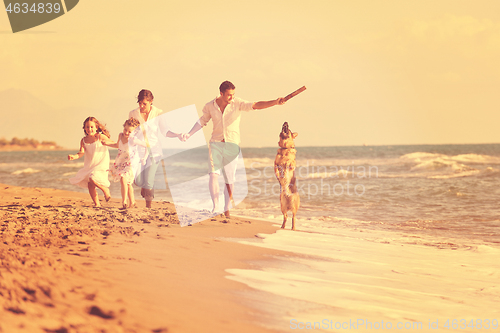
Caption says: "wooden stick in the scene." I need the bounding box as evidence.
[284,86,307,102]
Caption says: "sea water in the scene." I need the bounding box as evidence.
[232,145,500,244]
[2,144,500,331]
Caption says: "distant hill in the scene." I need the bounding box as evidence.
[0,137,62,151]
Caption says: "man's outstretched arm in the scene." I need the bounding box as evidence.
[253,97,286,110]
[181,122,203,141]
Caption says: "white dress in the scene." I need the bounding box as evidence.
[70,139,110,188]
[111,137,135,185]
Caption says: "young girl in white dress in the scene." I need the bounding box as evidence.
[68,117,115,207]
[109,117,146,209]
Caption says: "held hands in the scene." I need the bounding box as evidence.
[68,154,77,160]
[180,133,191,142]
[276,97,286,105]
[167,131,189,142]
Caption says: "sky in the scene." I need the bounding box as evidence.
[1,0,500,148]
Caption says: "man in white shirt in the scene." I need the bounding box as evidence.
[182,81,285,217]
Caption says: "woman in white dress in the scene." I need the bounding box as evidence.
[129,89,183,208]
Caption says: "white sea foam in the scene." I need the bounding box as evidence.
[11,168,41,175]
[402,152,500,165]
[451,153,500,164]
[410,158,476,174]
[400,152,446,162]
[60,163,85,168]
[226,216,500,328]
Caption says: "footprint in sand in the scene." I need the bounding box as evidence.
[88,305,114,319]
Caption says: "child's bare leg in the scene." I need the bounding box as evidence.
[91,178,111,202]
[88,181,100,207]
[128,183,136,207]
[120,177,128,208]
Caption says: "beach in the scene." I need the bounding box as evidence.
[0,184,285,333]
[2,184,499,333]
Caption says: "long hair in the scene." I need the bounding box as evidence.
[82,116,110,138]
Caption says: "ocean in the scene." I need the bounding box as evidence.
[2,144,500,331]
[239,144,500,245]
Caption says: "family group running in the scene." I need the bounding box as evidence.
[68,81,286,217]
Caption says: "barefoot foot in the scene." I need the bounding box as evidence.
[104,189,111,202]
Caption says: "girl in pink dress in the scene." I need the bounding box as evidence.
[68,117,115,207]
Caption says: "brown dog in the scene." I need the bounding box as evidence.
[274,122,300,230]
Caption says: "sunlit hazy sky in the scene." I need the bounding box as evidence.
[1,0,500,148]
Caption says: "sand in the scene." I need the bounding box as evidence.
[0,184,284,333]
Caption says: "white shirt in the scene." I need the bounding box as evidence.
[129,105,171,161]
[198,97,254,145]
[129,105,164,125]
